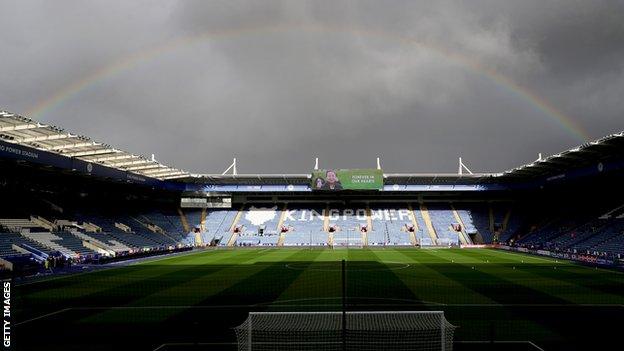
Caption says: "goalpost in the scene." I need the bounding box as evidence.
[235,311,456,351]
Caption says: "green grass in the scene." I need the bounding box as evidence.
[14,248,624,350]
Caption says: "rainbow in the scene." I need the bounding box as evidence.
[26,23,591,142]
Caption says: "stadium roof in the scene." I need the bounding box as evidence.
[180,131,624,185]
[0,110,190,180]
[184,173,498,185]
[1,109,623,185]
[497,131,624,180]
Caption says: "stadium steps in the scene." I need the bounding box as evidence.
[73,231,131,253]
[226,231,238,246]
[501,207,513,240]
[1,232,51,257]
[200,208,207,231]
[21,232,77,257]
[408,231,417,246]
[363,207,373,246]
[134,215,179,245]
[407,204,419,246]
[82,239,115,256]
[502,208,512,231]
[598,204,624,219]
[277,205,288,246]
[10,243,30,256]
[488,205,495,233]
[177,208,191,233]
[366,207,373,232]
[419,204,439,245]
[323,207,330,232]
[489,205,504,242]
[451,205,472,245]
[194,232,203,246]
[227,207,245,246]
[31,216,56,231]
[277,232,286,246]
[407,204,420,231]
[82,222,101,233]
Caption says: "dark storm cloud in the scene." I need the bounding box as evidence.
[504,1,624,80]
[0,0,622,174]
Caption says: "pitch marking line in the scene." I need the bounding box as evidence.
[14,248,207,287]
[17,304,624,326]
[284,262,411,271]
[153,340,545,351]
[14,308,72,326]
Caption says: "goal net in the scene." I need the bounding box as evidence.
[235,311,456,351]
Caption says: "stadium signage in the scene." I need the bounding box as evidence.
[190,183,510,192]
[2,280,10,348]
[499,245,620,268]
[311,169,384,191]
[0,140,186,192]
[281,208,411,222]
[197,184,311,192]
[236,208,415,227]
[0,143,39,160]
[126,173,147,183]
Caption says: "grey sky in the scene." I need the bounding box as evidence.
[1,0,623,174]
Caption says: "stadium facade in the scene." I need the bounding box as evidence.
[1,109,623,273]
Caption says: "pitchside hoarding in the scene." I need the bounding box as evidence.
[311,169,384,191]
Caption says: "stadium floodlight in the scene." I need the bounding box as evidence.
[235,311,456,351]
[536,153,543,162]
[222,158,238,175]
[457,157,473,175]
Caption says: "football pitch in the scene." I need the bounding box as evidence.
[14,248,624,350]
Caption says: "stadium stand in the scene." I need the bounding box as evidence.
[327,208,366,247]
[0,232,52,257]
[1,107,624,272]
[8,199,624,259]
[427,204,462,246]
[369,206,416,246]
[213,209,241,246]
[515,203,624,259]
[281,206,328,246]
[233,205,282,246]
[72,231,133,253]
[21,232,84,258]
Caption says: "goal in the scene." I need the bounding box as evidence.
[235,311,456,351]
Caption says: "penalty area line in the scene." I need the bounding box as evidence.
[14,308,73,326]
[17,303,624,326]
